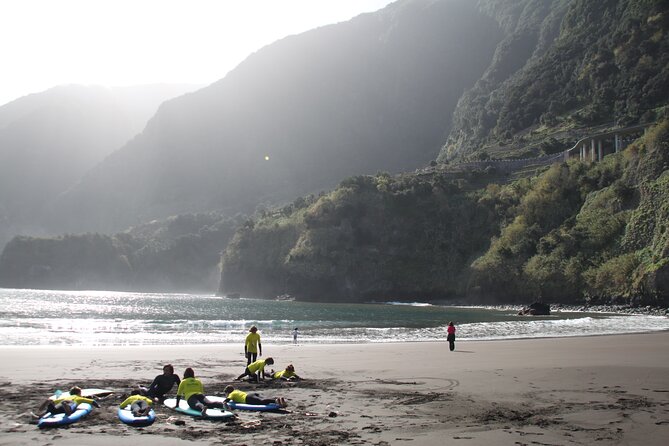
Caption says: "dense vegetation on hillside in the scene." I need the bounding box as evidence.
[220,119,669,305]
[221,175,497,301]
[441,0,669,161]
[0,213,241,292]
[1,0,667,303]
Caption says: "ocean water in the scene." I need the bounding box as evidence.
[0,288,667,346]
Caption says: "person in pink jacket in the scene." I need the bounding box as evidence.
[447,321,456,351]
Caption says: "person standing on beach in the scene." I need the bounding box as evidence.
[447,321,456,351]
[293,327,298,345]
[245,326,262,365]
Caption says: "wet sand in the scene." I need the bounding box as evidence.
[1,332,668,445]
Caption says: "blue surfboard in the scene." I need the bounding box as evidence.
[38,402,93,428]
[207,395,281,411]
[118,406,156,427]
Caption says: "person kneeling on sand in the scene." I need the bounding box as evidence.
[175,367,226,416]
[34,386,100,418]
[223,385,286,408]
[271,364,301,381]
[120,389,153,417]
[236,357,274,382]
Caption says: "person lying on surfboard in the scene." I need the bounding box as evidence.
[223,385,287,408]
[271,364,301,381]
[119,389,153,416]
[175,367,227,416]
[34,386,100,418]
[235,357,274,382]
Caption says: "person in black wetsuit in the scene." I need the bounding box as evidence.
[141,364,181,402]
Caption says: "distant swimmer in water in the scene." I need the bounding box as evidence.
[447,321,456,351]
[245,326,262,365]
[236,357,274,382]
[140,364,181,402]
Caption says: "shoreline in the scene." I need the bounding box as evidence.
[1,332,668,445]
[1,324,669,351]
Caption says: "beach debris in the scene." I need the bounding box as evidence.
[240,419,261,429]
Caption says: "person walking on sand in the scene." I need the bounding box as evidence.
[245,325,262,365]
[293,327,298,345]
[236,357,274,382]
[447,321,456,351]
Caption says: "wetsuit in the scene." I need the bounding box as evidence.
[226,389,275,406]
[237,358,268,381]
[245,332,261,365]
[272,369,298,380]
[147,373,181,400]
[119,394,153,415]
[176,377,224,412]
[48,395,95,415]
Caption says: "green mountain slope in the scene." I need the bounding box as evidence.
[441,0,669,161]
[220,119,669,304]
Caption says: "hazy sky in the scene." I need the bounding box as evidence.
[0,0,394,107]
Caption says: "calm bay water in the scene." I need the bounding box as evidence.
[0,288,668,346]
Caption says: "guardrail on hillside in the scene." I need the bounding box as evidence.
[449,123,653,172]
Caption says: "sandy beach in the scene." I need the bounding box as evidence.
[1,332,668,445]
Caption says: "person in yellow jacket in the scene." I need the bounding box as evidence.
[271,364,301,381]
[34,386,100,418]
[223,385,286,408]
[175,367,226,416]
[235,357,274,382]
[119,389,153,416]
[244,326,262,365]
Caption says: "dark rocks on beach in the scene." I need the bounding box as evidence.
[518,302,551,316]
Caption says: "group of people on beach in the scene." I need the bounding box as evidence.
[144,325,299,416]
[36,322,454,421]
[35,325,300,419]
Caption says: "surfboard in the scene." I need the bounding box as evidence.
[163,398,235,420]
[118,406,156,427]
[207,395,281,412]
[49,388,114,400]
[38,402,93,428]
